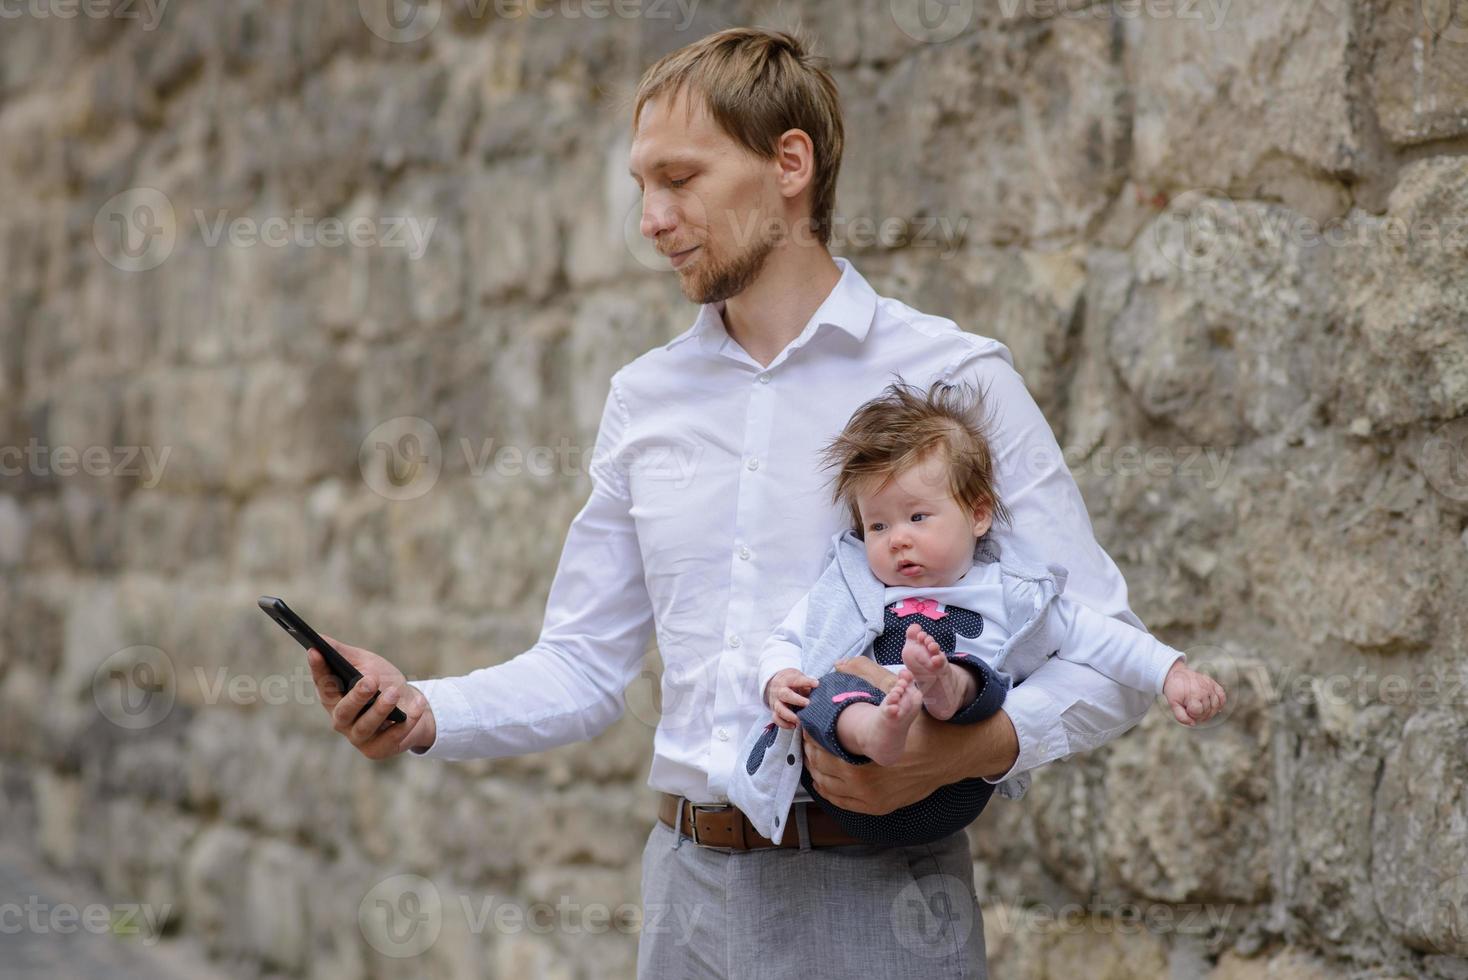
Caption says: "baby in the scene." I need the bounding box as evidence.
[744,379,1225,847]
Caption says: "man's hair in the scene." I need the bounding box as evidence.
[819,379,1014,539]
[631,27,845,246]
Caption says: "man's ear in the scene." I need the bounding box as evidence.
[774,128,815,203]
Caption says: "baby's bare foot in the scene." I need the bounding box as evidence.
[901,623,973,721]
[861,671,924,766]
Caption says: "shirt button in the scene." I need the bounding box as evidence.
[757,373,770,384]
[746,458,760,471]
[718,728,729,741]
[728,634,742,648]
[738,546,751,560]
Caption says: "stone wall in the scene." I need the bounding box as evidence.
[1,1,1465,977]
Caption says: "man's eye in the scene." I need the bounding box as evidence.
[669,177,690,188]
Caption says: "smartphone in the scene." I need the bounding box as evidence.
[257,596,408,725]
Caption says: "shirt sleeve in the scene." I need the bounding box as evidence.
[1049,595,1184,695]
[983,657,1156,787]
[941,339,1157,787]
[756,592,809,708]
[405,376,656,760]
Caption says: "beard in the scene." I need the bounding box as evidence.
[676,222,780,305]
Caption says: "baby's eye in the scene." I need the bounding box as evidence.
[868,522,886,532]
[911,513,928,522]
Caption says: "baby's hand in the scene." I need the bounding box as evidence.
[765,668,820,730]
[1162,660,1226,726]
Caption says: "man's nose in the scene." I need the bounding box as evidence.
[640,191,678,240]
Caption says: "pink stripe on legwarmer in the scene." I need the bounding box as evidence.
[831,691,876,703]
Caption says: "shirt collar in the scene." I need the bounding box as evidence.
[666,256,877,354]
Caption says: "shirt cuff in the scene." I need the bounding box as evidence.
[1153,650,1185,696]
[980,682,1069,786]
[405,678,477,758]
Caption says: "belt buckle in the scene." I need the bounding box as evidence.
[688,802,732,846]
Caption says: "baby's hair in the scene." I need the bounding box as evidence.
[819,377,1013,539]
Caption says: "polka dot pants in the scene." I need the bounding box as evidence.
[749,655,1010,847]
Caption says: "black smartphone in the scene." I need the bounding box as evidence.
[257,596,408,725]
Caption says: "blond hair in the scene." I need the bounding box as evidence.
[631,27,845,246]
[820,379,1013,539]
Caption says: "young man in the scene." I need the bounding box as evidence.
[309,27,1155,978]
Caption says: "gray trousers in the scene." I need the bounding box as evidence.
[636,800,989,979]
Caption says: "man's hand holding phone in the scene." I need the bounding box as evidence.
[307,634,436,759]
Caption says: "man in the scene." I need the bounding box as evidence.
[309,26,1154,978]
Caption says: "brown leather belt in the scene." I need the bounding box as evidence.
[658,793,864,849]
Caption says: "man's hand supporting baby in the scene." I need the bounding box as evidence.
[799,657,1020,815]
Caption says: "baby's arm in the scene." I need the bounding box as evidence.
[757,592,812,720]
[1050,597,1225,725]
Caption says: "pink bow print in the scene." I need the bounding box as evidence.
[891,598,946,619]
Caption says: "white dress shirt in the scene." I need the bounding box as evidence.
[407,256,1156,805]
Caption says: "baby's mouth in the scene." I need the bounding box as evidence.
[898,560,923,576]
